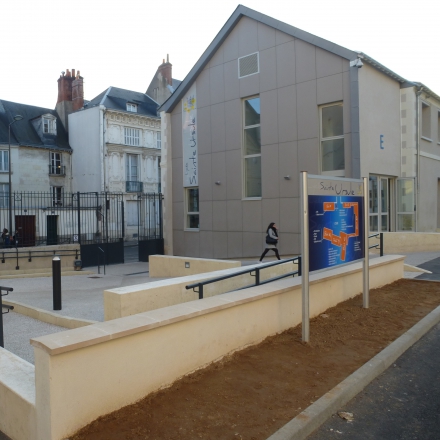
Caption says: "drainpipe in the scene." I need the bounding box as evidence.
[99,105,106,192]
[415,86,423,232]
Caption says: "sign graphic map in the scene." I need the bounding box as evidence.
[308,178,364,272]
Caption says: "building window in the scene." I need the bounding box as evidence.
[43,117,56,134]
[49,152,63,175]
[243,96,261,198]
[320,103,344,174]
[124,127,140,146]
[186,187,199,229]
[0,183,9,208]
[0,151,9,172]
[126,103,137,113]
[156,131,161,149]
[51,186,63,207]
[421,102,431,139]
[126,154,142,192]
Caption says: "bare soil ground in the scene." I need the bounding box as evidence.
[71,279,440,440]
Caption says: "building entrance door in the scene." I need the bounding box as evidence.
[369,176,389,232]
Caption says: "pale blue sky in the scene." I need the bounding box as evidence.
[1,0,438,109]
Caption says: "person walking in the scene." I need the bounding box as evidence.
[259,222,281,262]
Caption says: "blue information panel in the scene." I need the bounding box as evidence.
[308,178,364,272]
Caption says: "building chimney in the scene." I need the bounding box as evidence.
[157,54,172,86]
[56,68,83,131]
[57,70,74,104]
[72,71,84,111]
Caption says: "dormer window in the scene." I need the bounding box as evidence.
[126,103,137,113]
[42,115,57,134]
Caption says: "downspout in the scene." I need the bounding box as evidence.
[415,86,423,232]
[99,105,106,192]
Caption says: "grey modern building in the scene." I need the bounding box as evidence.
[159,5,440,259]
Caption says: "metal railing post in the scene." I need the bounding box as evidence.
[380,232,384,257]
[255,268,260,286]
[298,256,302,277]
[199,284,203,299]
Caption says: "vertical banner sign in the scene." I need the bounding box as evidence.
[182,84,198,187]
[308,176,364,272]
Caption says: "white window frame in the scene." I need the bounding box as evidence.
[0,150,9,172]
[43,116,56,134]
[319,102,345,177]
[185,187,199,230]
[156,131,161,149]
[126,154,139,182]
[124,127,140,146]
[242,96,262,199]
[0,183,9,208]
[51,186,63,207]
[126,103,137,113]
[50,152,62,175]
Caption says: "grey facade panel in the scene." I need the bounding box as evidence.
[260,90,279,146]
[259,47,277,92]
[257,22,276,50]
[210,103,226,153]
[295,40,317,84]
[225,149,242,200]
[224,100,241,151]
[261,143,280,199]
[224,60,240,102]
[296,80,319,140]
[317,73,343,105]
[277,85,298,143]
[276,40,296,88]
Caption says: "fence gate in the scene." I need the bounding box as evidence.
[138,193,164,262]
[73,192,125,268]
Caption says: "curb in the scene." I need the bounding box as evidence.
[2,299,98,329]
[267,303,440,440]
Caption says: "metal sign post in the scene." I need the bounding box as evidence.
[300,172,310,343]
[363,177,369,308]
[301,173,366,343]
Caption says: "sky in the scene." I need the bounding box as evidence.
[1,0,439,110]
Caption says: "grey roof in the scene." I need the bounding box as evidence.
[85,86,159,118]
[159,4,360,113]
[160,5,440,114]
[0,100,71,151]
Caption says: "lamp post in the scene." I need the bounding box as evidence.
[8,115,23,236]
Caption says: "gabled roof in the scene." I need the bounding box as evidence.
[0,100,70,151]
[159,4,360,113]
[85,86,159,118]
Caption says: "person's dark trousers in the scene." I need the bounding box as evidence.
[259,248,280,261]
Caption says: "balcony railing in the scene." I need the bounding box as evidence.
[126,181,143,192]
[49,165,66,176]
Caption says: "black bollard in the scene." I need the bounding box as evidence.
[52,256,62,310]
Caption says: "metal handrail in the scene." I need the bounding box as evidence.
[1,248,80,270]
[186,256,301,299]
[0,286,14,348]
[368,232,384,257]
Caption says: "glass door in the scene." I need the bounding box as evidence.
[369,175,389,232]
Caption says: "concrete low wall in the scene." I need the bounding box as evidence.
[26,255,403,440]
[0,244,80,274]
[0,348,36,440]
[104,260,298,320]
[148,255,241,277]
[369,232,440,254]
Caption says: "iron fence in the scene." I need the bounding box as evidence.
[0,191,124,248]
